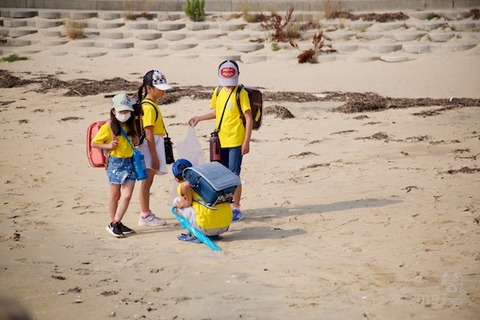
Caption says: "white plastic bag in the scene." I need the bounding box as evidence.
[175,125,205,165]
[168,126,205,205]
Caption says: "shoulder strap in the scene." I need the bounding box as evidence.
[141,99,169,135]
[141,100,159,122]
[236,84,244,115]
[120,126,136,151]
[216,87,235,132]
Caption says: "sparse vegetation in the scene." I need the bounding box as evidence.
[290,31,336,63]
[323,0,341,19]
[65,19,87,39]
[261,6,296,42]
[271,42,280,51]
[1,53,28,63]
[183,0,205,22]
[426,12,440,20]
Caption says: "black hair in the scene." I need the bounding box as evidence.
[109,108,137,138]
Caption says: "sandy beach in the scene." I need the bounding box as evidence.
[1,8,480,320]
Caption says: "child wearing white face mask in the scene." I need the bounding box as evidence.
[91,93,140,237]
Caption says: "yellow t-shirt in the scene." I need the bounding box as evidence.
[141,99,166,136]
[177,184,233,229]
[92,123,134,158]
[210,86,251,148]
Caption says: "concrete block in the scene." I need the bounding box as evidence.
[135,31,162,41]
[403,43,430,53]
[38,11,62,19]
[125,21,149,30]
[169,42,198,50]
[186,22,210,31]
[3,19,27,27]
[97,12,122,20]
[134,42,159,50]
[76,51,108,58]
[96,21,124,29]
[331,43,359,52]
[9,10,37,18]
[232,43,264,53]
[380,55,411,62]
[72,40,95,47]
[391,31,426,41]
[157,22,185,31]
[104,41,134,49]
[227,31,250,40]
[41,39,68,46]
[163,32,186,41]
[99,31,124,39]
[8,28,38,37]
[199,43,223,49]
[428,32,455,42]
[39,29,62,37]
[448,21,476,31]
[35,18,63,28]
[360,32,384,40]
[219,23,246,32]
[69,11,97,19]
[325,30,355,41]
[367,43,403,53]
[46,51,68,56]
[378,22,406,31]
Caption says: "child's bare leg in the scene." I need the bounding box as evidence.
[114,180,135,222]
[139,169,155,215]
[109,184,121,221]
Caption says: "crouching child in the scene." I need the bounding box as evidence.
[172,159,232,243]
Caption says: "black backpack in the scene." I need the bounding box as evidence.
[215,85,263,131]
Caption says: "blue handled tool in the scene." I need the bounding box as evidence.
[171,206,221,251]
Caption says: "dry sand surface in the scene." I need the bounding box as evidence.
[1,10,480,320]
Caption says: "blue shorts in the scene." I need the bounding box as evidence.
[107,156,136,184]
[220,146,242,176]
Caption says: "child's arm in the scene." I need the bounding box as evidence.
[176,181,193,208]
[188,110,216,127]
[242,109,253,155]
[91,139,117,150]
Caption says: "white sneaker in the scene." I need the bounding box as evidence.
[138,213,167,227]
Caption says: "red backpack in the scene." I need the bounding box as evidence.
[86,120,112,168]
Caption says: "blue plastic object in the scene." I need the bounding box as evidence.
[170,206,221,251]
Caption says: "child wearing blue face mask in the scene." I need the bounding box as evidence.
[91,93,140,237]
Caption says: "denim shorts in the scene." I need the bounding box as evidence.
[220,146,243,176]
[107,156,136,184]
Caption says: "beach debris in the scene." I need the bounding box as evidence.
[264,105,294,119]
[68,287,81,293]
[355,132,389,141]
[13,232,20,241]
[444,167,480,175]
[51,274,66,280]
[330,130,357,135]
[288,151,317,158]
[403,186,418,193]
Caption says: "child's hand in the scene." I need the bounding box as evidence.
[188,117,198,127]
[132,136,140,146]
[110,140,118,150]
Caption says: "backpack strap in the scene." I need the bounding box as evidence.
[141,100,159,122]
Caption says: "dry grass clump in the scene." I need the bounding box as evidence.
[123,11,154,20]
[323,0,341,19]
[261,6,296,42]
[65,19,87,39]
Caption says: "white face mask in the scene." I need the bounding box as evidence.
[115,112,131,123]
